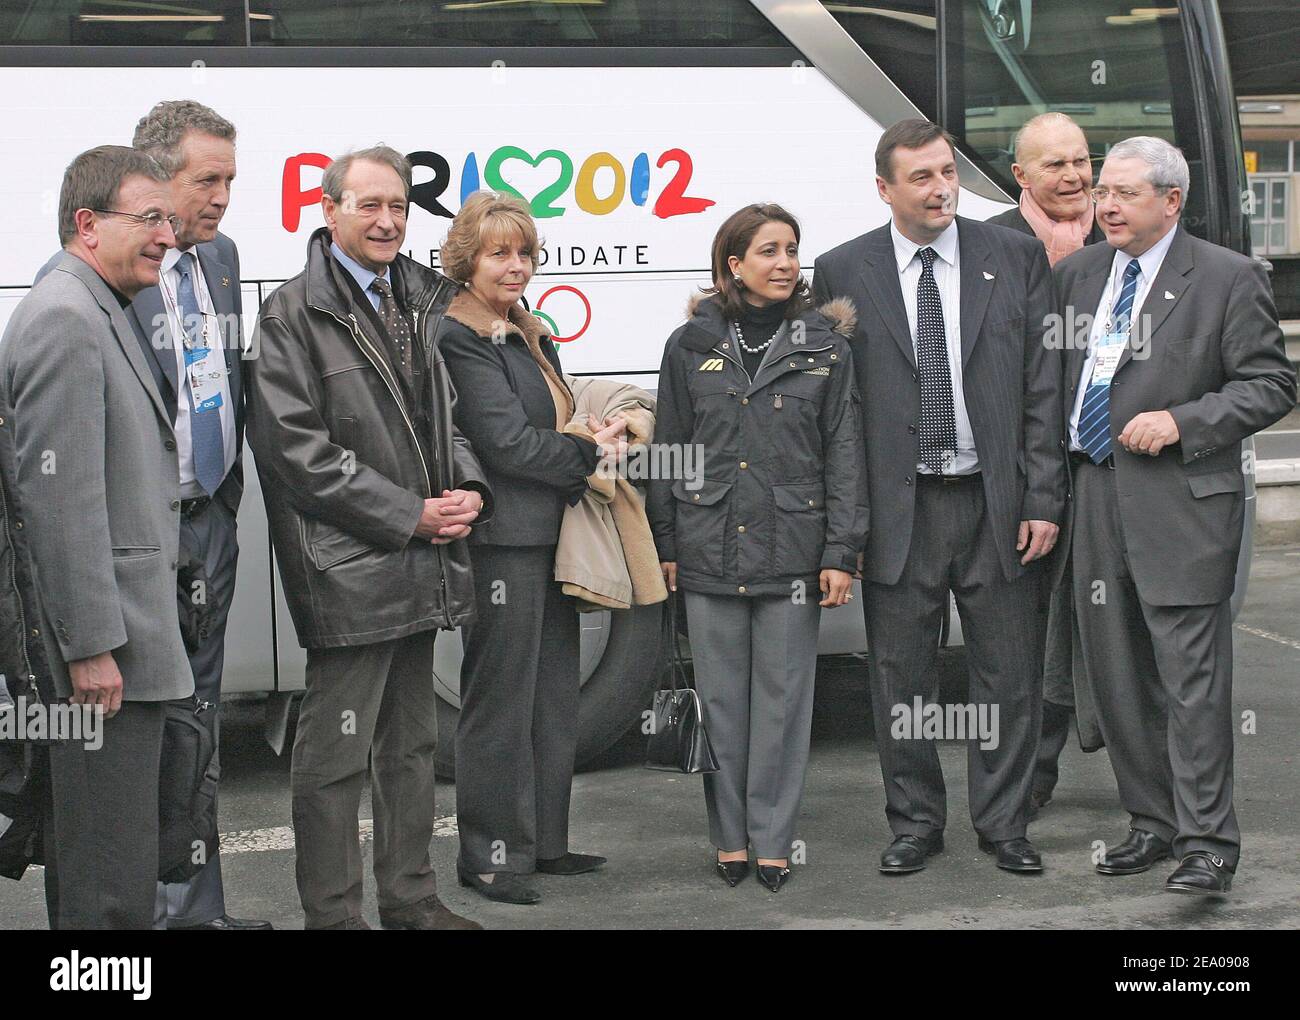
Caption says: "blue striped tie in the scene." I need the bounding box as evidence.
[1078,259,1142,464]
[177,253,226,496]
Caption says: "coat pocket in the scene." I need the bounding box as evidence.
[306,520,374,571]
[111,546,162,559]
[671,476,732,576]
[772,481,827,575]
[1187,468,1244,499]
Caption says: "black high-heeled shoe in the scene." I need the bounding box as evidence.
[455,862,541,904]
[715,857,750,888]
[756,864,791,893]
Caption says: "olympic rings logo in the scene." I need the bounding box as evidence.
[531,285,591,343]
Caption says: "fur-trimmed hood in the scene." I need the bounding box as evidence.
[444,286,552,345]
[685,291,857,337]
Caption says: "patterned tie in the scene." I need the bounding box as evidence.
[1078,259,1142,464]
[915,246,958,474]
[176,253,225,496]
[369,276,412,383]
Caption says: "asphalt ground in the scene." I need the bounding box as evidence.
[2,548,1297,932]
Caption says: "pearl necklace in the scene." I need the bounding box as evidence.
[733,319,780,354]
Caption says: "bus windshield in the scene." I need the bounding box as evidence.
[942,0,1213,241]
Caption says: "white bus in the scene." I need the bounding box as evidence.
[0,0,1257,771]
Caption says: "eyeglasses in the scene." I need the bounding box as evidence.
[1088,185,1172,205]
[91,208,182,234]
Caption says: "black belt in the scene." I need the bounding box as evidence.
[1069,450,1114,470]
[180,495,212,518]
[916,471,982,485]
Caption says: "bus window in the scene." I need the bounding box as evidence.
[249,0,789,48]
[940,0,1213,241]
[0,1,245,45]
[818,1,939,121]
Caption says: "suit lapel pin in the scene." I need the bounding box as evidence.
[983,271,995,281]
[1164,290,1175,299]
[221,277,230,288]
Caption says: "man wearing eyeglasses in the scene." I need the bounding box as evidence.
[0,145,193,928]
[1054,136,1295,896]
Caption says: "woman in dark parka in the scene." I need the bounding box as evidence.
[647,203,868,892]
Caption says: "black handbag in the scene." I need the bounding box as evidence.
[645,594,719,774]
[158,695,220,884]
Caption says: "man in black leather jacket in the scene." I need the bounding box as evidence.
[245,146,491,930]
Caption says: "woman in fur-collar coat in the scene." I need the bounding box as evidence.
[646,203,869,893]
[436,192,628,906]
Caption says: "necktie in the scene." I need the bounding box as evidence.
[177,253,225,497]
[915,246,958,474]
[1079,259,1142,464]
[369,276,413,384]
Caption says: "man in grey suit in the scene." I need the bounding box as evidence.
[128,100,268,931]
[1056,136,1296,895]
[813,119,1066,876]
[0,145,193,928]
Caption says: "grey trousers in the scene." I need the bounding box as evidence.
[1070,461,1240,865]
[683,591,821,859]
[157,495,238,926]
[863,476,1046,842]
[44,701,166,930]
[456,544,580,874]
[292,631,440,928]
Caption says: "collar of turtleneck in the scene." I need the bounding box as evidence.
[735,296,789,334]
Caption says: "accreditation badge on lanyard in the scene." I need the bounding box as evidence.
[1087,269,1132,388]
[1088,330,1128,387]
[185,320,226,414]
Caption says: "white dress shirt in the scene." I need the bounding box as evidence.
[159,246,237,498]
[891,219,979,474]
[1068,224,1179,450]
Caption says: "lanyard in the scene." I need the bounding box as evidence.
[159,254,218,350]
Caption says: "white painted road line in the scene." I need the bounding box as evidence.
[218,815,460,856]
[1235,624,1300,653]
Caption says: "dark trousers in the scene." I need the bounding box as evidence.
[456,544,580,874]
[292,631,439,928]
[1070,461,1240,865]
[44,701,167,929]
[1033,581,1076,800]
[158,496,238,926]
[863,475,1046,842]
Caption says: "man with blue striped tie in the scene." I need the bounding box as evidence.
[1056,137,1295,897]
[130,101,269,930]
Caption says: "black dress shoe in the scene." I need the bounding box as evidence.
[535,852,607,875]
[456,862,541,904]
[978,836,1043,873]
[1165,852,1234,897]
[879,833,944,874]
[379,894,482,930]
[715,858,750,888]
[169,914,273,930]
[1096,828,1173,875]
[316,916,370,930]
[756,864,791,893]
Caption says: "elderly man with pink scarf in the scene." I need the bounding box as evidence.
[988,111,1105,816]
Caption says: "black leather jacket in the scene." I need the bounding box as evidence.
[246,229,492,648]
